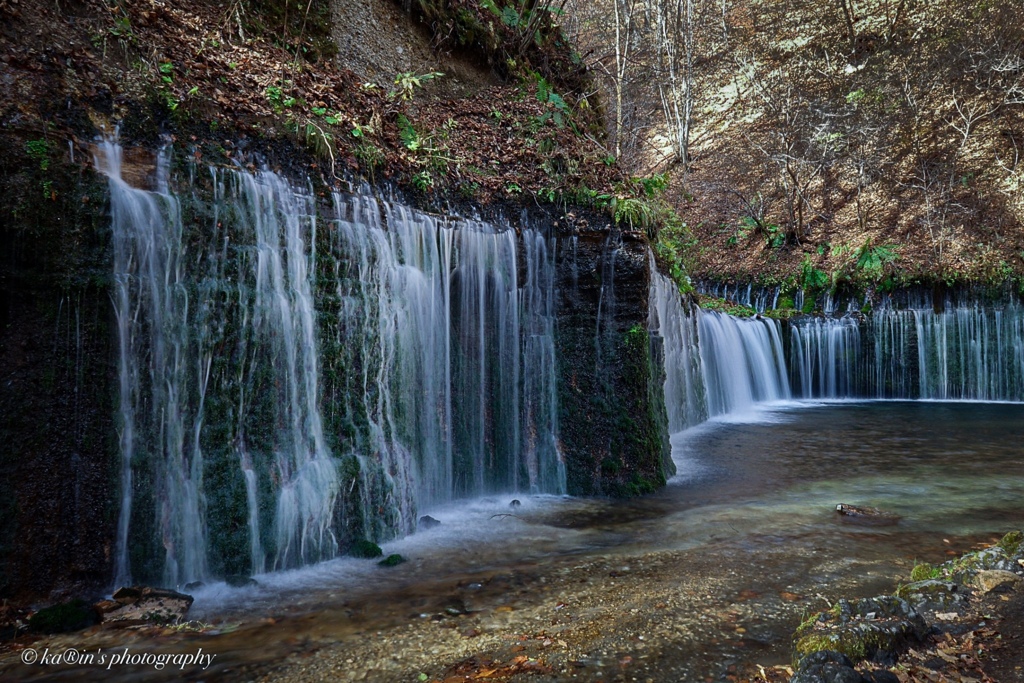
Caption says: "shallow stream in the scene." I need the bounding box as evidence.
[4,400,1022,682]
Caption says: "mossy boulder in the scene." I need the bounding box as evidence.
[28,599,99,634]
[893,579,964,609]
[795,596,930,666]
[998,530,1023,557]
[378,554,407,567]
[351,540,383,559]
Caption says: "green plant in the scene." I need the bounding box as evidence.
[614,197,655,231]
[763,220,786,248]
[854,240,897,280]
[635,173,669,198]
[397,114,422,151]
[413,171,434,191]
[998,530,1023,556]
[459,181,481,199]
[311,107,342,125]
[535,76,571,128]
[109,14,134,43]
[698,296,756,317]
[391,71,443,101]
[162,91,180,112]
[265,85,298,112]
[355,141,384,170]
[800,256,829,291]
[25,139,49,171]
[159,61,174,83]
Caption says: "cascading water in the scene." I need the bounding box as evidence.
[696,309,790,416]
[790,316,862,398]
[98,142,563,586]
[649,270,704,431]
[654,272,1024,440]
[789,303,1024,400]
[649,270,789,431]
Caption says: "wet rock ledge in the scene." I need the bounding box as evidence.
[788,530,1024,683]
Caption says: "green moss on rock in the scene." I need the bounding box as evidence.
[378,554,407,567]
[998,530,1023,557]
[29,599,98,634]
[351,540,383,559]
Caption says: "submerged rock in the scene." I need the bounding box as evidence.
[509,499,521,508]
[100,586,193,626]
[834,504,900,526]
[351,539,384,559]
[225,575,258,588]
[418,515,442,530]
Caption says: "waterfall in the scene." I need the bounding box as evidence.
[789,303,1024,400]
[654,272,1024,443]
[649,270,790,431]
[790,316,862,398]
[649,271,704,431]
[99,142,563,586]
[696,309,790,416]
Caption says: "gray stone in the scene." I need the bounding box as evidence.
[973,569,1021,594]
[791,650,864,683]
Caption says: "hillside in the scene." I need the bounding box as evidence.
[565,0,1024,294]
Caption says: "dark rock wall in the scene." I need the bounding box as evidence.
[0,137,118,602]
[554,222,674,496]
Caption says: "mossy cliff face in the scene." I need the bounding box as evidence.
[0,136,676,602]
[554,219,674,496]
[0,133,118,602]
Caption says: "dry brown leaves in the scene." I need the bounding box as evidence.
[892,629,1003,683]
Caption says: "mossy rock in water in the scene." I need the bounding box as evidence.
[29,599,98,634]
[351,539,383,559]
[378,554,407,567]
[794,596,929,666]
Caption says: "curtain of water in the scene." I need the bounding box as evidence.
[789,305,1024,400]
[99,143,563,586]
[655,272,1024,440]
[649,270,705,430]
[649,270,789,430]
